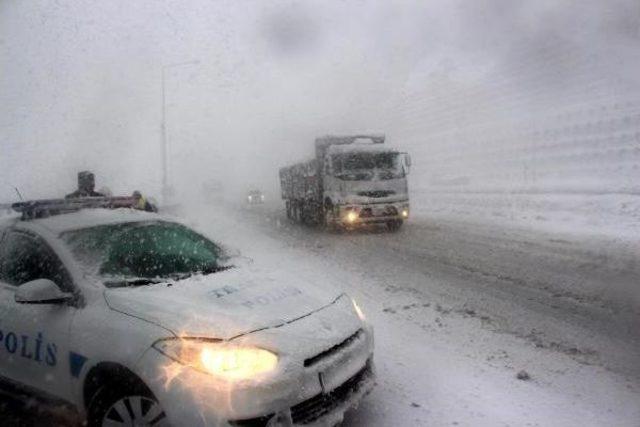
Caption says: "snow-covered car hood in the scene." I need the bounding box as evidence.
[103,266,344,340]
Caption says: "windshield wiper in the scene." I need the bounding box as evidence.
[104,265,233,287]
[105,278,166,288]
[172,264,233,282]
[202,264,233,275]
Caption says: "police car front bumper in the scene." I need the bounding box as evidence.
[134,314,375,426]
[229,358,374,426]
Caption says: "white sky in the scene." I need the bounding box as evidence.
[1,0,638,201]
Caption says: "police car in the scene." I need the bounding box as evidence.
[0,197,375,426]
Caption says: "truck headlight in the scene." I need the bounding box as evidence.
[154,339,278,380]
[401,209,409,218]
[346,211,358,223]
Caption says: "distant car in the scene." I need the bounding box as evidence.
[246,189,265,205]
[0,199,374,426]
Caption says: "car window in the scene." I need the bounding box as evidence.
[62,221,226,282]
[0,231,72,291]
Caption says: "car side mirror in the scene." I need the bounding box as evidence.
[15,279,74,305]
[402,153,411,175]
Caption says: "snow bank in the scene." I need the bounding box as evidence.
[411,192,640,241]
[388,96,640,239]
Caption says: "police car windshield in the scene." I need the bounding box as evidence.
[61,221,227,286]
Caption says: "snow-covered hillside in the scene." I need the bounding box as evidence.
[385,60,640,233]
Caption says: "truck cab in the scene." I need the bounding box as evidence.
[322,140,411,230]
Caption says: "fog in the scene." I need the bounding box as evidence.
[1,0,639,202]
[1,3,640,425]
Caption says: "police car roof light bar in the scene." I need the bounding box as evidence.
[12,196,139,220]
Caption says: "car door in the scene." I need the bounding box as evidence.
[0,229,76,402]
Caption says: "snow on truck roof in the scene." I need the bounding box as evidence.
[327,143,401,154]
[315,134,385,144]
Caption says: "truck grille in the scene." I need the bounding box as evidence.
[357,190,395,198]
[304,329,363,367]
[291,360,373,425]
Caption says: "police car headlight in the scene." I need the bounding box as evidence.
[154,339,278,380]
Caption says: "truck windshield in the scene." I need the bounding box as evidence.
[61,221,227,286]
[332,152,404,181]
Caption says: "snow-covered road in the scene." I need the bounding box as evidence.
[185,201,640,427]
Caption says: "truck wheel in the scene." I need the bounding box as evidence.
[324,199,337,229]
[386,219,403,232]
[324,210,335,230]
[292,203,300,222]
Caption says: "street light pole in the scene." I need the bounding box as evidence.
[161,65,167,203]
[161,59,200,205]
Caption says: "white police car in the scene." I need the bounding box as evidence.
[0,198,374,426]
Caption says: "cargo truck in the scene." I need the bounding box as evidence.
[279,134,411,231]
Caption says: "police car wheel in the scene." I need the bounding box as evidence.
[88,383,167,427]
